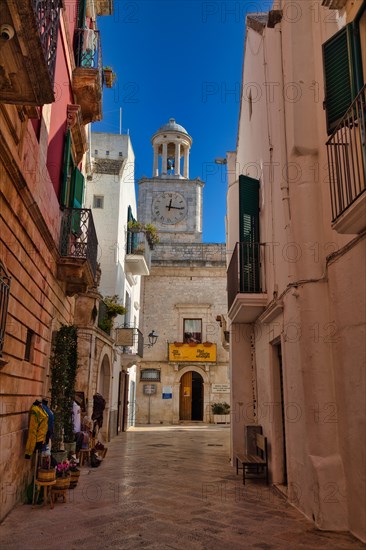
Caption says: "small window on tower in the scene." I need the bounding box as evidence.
[106,151,110,156]
[93,195,104,209]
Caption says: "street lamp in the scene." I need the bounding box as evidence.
[145,330,158,348]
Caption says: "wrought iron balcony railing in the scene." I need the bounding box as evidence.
[72,28,103,123]
[227,242,266,311]
[326,84,366,223]
[125,230,152,275]
[32,0,61,87]
[59,208,98,277]
[0,262,11,357]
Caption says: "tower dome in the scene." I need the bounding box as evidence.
[151,118,192,179]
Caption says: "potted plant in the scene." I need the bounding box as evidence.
[144,223,160,247]
[211,402,231,424]
[53,459,71,491]
[127,220,144,233]
[50,325,79,461]
[103,66,116,88]
[98,295,126,335]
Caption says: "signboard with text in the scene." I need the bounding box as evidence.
[168,343,217,363]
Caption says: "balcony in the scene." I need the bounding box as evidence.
[72,29,102,124]
[115,326,144,358]
[0,0,61,105]
[57,208,98,296]
[125,231,152,276]
[326,85,366,234]
[227,242,267,323]
[67,104,87,165]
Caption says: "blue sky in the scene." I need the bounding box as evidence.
[93,1,271,242]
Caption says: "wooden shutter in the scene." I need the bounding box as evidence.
[239,175,260,292]
[60,130,72,207]
[71,167,85,208]
[323,25,355,134]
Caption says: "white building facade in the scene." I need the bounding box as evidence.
[226,0,365,541]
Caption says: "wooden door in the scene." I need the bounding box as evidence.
[180,371,192,420]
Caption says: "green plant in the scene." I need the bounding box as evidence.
[211,402,230,415]
[98,296,126,335]
[144,223,160,246]
[104,295,127,317]
[50,325,78,450]
[127,220,145,232]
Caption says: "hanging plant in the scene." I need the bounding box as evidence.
[98,295,127,335]
[50,325,78,450]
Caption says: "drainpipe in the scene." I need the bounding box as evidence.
[277,0,296,281]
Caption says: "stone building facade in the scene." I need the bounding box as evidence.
[135,120,230,425]
[0,0,113,520]
[226,0,365,541]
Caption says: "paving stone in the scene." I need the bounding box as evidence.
[0,425,364,549]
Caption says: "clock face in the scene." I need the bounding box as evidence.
[152,192,188,225]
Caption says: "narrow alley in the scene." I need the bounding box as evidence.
[0,425,363,550]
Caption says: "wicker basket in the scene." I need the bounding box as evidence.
[52,477,70,491]
[37,469,56,482]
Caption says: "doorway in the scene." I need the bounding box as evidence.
[272,343,288,485]
[179,371,203,421]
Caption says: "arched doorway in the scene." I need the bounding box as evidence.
[179,371,203,421]
[97,354,111,440]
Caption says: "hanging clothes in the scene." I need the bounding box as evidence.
[41,399,54,444]
[73,400,81,434]
[25,401,49,457]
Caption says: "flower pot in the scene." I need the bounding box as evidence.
[51,450,67,464]
[213,414,230,424]
[69,469,80,489]
[53,476,70,491]
[37,469,56,482]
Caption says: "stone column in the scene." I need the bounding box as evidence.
[153,145,159,177]
[162,142,168,175]
[184,147,190,178]
[175,142,181,176]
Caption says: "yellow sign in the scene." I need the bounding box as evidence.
[168,343,217,363]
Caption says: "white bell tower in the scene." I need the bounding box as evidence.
[151,118,193,179]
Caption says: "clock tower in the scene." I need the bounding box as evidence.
[138,118,204,243]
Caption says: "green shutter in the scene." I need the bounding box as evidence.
[323,25,355,134]
[239,175,260,292]
[61,130,72,207]
[78,0,87,28]
[71,167,85,208]
[239,175,260,243]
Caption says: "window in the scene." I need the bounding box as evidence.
[239,175,260,292]
[24,329,34,362]
[93,195,104,209]
[323,22,364,134]
[60,130,85,209]
[0,262,11,357]
[106,151,109,156]
[140,369,160,381]
[183,319,202,343]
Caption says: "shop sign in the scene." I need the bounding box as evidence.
[162,385,172,399]
[168,343,217,363]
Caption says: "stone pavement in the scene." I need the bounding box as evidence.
[0,425,364,550]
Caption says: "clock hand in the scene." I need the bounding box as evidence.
[167,199,172,211]
[169,206,185,210]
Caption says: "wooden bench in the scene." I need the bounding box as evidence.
[236,433,269,485]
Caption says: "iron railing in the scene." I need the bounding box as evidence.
[326,84,366,222]
[74,28,103,88]
[0,262,11,356]
[32,0,62,86]
[60,208,98,277]
[126,230,152,270]
[227,242,266,311]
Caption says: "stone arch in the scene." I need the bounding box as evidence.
[96,351,112,441]
[172,366,210,423]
